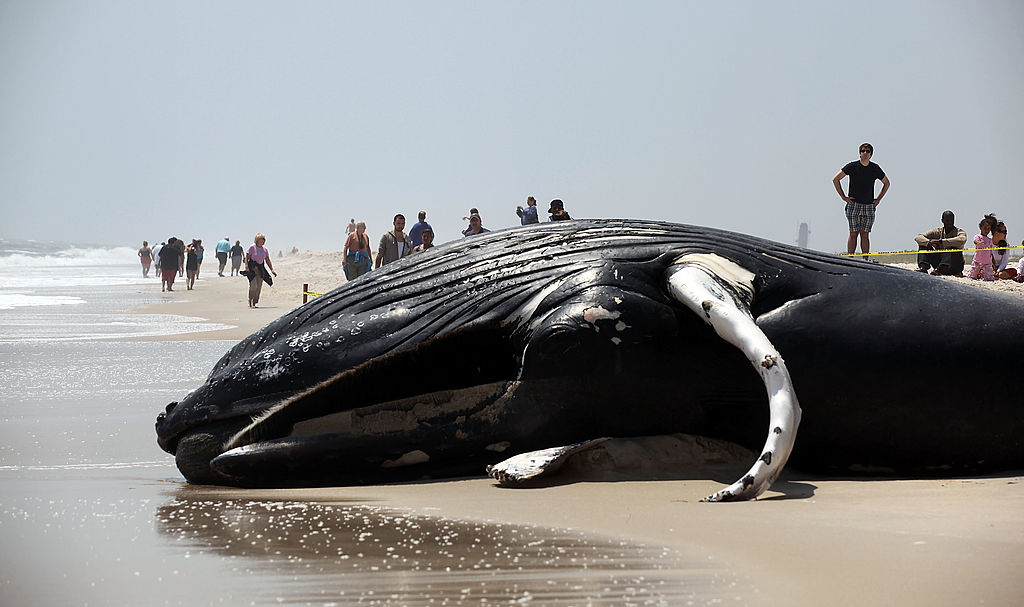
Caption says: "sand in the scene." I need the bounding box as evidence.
[132,250,348,340]
[130,251,1024,606]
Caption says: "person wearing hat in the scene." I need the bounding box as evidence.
[464,213,490,236]
[548,199,572,221]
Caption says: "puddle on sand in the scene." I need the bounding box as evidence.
[156,498,746,605]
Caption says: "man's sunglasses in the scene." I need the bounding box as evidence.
[859,149,872,154]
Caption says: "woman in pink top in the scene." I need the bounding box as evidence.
[967,214,998,281]
[244,233,277,307]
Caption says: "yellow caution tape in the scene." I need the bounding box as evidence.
[302,291,325,297]
[839,246,1024,258]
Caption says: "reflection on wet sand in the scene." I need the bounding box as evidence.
[156,492,741,605]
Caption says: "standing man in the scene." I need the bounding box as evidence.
[375,214,413,268]
[832,143,890,258]
[215,236,231,276]
[914,211,966,276]
[516,196,539,225]
[159,237,180,292]
[176,238,186,278]
[408,210,432,248]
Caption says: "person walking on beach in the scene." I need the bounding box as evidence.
[408,211,432,248]
[158,237,180,292]
[229,240,244,276]
[243,233,277,307]
[412,228,434,253]
[914,211,966,276]
[176,239,185,278]
[345,218,356,236]
[516,196,539,225]
[185,239,200,290]
[343,221,373,280]
[548,199,572,221]
[832,142,891,259]
[194,240,205,277]
[138,241,153,277]
[215,237,231,276]
[375,214,413,268]
[153,241,164,275]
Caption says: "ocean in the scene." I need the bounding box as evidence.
[0,240,734,605]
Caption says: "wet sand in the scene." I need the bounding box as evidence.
[127,251,1024,605]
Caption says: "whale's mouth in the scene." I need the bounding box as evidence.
[161,325,525,486]
[172,417,257,485]
[207,381,523,486]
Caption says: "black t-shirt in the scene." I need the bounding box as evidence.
[229,245,244,257]
[842,161,886,205]
[158,244,180,271]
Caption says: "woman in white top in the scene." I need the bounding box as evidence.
[992,226,1015,280]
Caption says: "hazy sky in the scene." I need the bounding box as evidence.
[2,0,1022,255]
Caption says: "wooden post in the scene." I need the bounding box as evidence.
[303,283,308,304]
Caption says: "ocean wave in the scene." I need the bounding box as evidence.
[0,461,171,472]
[0,293,86,310]
[0,245,141,267]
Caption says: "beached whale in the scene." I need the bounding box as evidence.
[155,219,1024,501]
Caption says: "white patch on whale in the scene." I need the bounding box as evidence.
[582,306,620,324]
[667,253,801,502]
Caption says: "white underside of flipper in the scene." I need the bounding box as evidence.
[668,254,802,501]
[487,439,611,483]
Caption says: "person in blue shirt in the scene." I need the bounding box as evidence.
[516,196,539,225]
[408,211,433,248]
[215,237,231,276]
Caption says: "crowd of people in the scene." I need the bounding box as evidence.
[914,211,1021,281]
[341,198,573,277]
[136,237,209,292]
[136,179,1020,308]
[834,142,1020,279]
[137,234,279,305]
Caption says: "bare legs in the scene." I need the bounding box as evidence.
[848,231,870,259]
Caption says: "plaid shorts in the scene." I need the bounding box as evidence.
[845,202,875,233]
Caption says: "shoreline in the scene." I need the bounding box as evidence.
[184,473,1022,606]
[129,250,346,341]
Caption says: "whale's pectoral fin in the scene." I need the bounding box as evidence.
[667,254,802,501]
[487,438,612,484]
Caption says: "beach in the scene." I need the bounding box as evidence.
[137,251,1023,605]
[2,247,1023,605]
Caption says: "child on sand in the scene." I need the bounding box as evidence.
[967,214,998,281]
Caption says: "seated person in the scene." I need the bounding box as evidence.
[991,223,1015,280]
[1015,240,1024,283]
[914,210,966,276]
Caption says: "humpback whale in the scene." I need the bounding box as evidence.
[155,219,1024,501]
